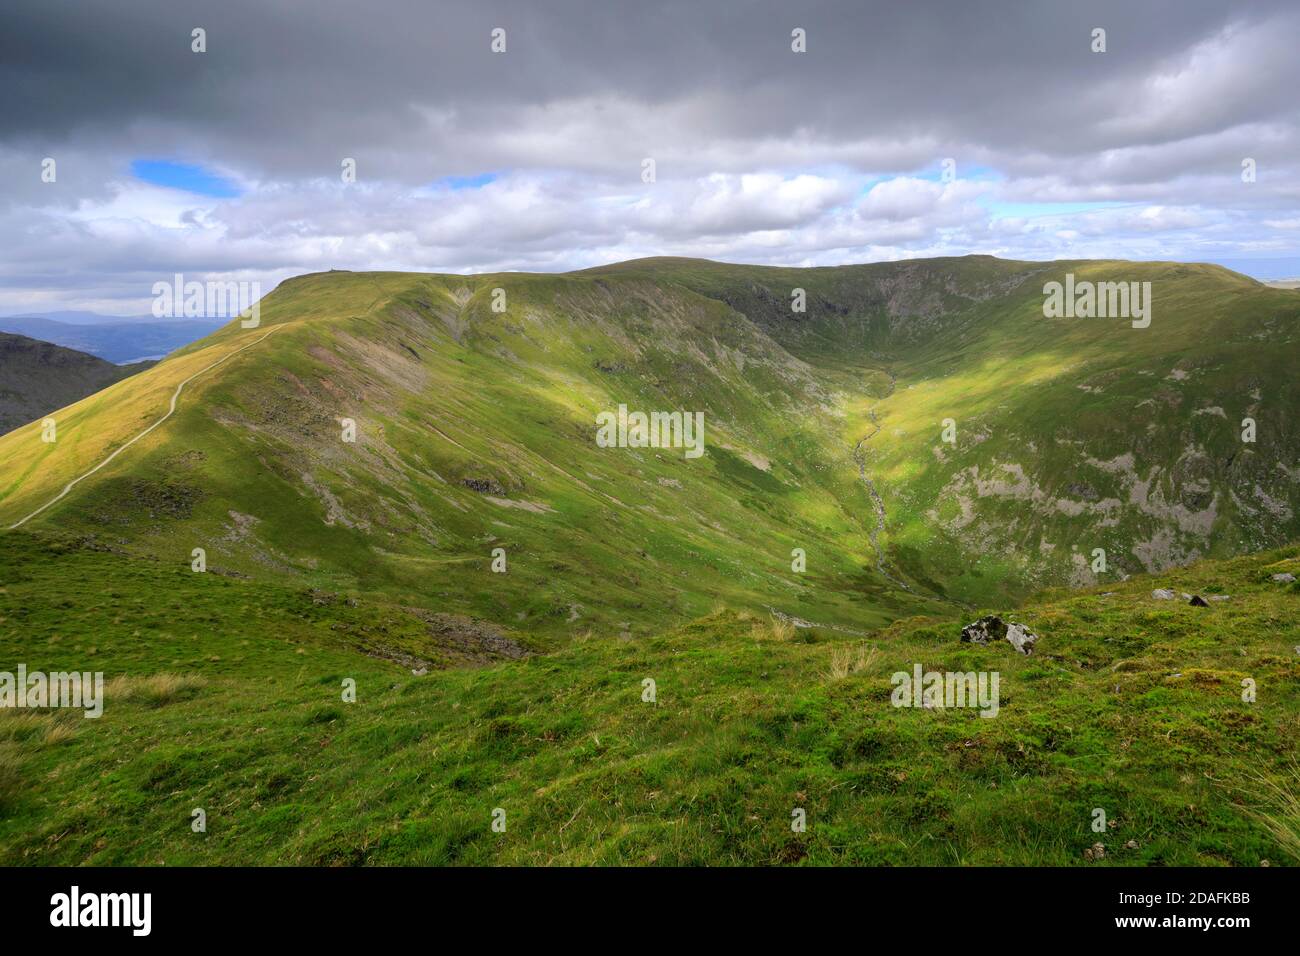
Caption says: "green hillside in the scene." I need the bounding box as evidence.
[1,531,1297,865]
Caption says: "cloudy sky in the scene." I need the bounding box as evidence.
[2,0,1299,314]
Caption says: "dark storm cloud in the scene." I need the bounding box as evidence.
[5,0,1296,177]
[0,0,1298,311]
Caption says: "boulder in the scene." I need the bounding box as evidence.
[1005,622,1039,655]
[960,615,1037,655]
[1271,572,1296,583]
[960,615,1007,645]
[1188,595,1209,607]
[1151,588,1177,600]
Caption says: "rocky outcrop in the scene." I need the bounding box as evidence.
[461,476,507,495]
[960,615,1038,655]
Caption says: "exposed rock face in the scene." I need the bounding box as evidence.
[960,615,1038,655]
[461,477,506,495]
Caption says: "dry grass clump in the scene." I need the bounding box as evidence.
[827,642,878,680]
[0,709,80,745]
[1240,761,1300,864]
[0,709,48,743]
[106,673,207,707]
[749,614,797,642]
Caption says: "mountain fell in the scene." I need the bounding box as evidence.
[0,256,1295,637]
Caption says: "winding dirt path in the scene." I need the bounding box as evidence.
[8,326,280,530]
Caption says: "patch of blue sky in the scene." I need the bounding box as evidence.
[435,172,498,190]
[130,160,241,198]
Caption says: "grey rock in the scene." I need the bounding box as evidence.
[1271,572,1296,583]
[960,615,1037,655]
[960,615,1007,646]
[1151,588,1177,600]
[1005,622,1039,655]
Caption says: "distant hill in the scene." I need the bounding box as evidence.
[0,332,153,434]
[0,313,226,364]
[0,309,157,325]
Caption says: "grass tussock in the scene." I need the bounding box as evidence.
[750,614,796,642]
[0,709,79,745]
[827,642,878,680]
[0,743,21,807]
[41,720,78,745]
[0,709,50,743]
[106,673,207,707]
[1241,762,1300,864]
[769,617,796,642]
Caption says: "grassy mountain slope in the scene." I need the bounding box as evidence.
[0,332,152,434]
[0,268,939,640]
[1,256,1297,634]
[2,531,1296,865]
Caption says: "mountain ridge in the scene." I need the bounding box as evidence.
[0,255,1296,637]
